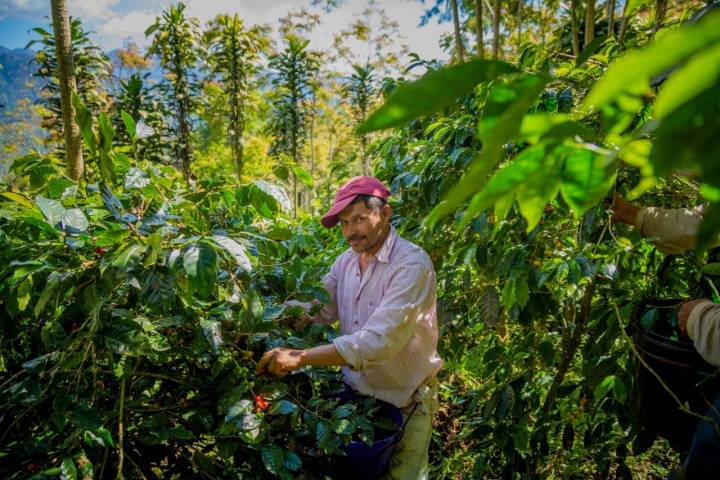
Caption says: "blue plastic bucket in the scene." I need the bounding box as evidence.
[329,390,405,479]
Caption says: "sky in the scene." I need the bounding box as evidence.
[0,0,451,67]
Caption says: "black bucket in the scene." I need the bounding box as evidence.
[631,299,720,451]
[327,390,404,480]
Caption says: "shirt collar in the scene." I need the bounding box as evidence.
[375,225,397,264]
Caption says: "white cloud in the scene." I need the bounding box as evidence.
[18,0,450,68]
[0,0,48,20]
[95,11,159,48]
[69,0,121,21]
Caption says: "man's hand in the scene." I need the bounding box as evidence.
[257,348,305,377]
[611,193,641,226]
[679,299,709,336]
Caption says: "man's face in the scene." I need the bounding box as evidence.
[338,200,390,253]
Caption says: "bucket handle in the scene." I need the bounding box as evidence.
[395,402,419,443]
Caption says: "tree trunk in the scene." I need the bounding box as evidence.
[607,0,616,38]
[619,0,630,44]
[50,0,83,181]
[585,0,596,47]
[492,0,501,59]
[538,0,546,45]
[570,0,580,56]
[653,0,667,37]
[450,0,466,63]
[474,0,484,57]
[308,91,316,211]
[516,0,522,54]
[177,93,191,181]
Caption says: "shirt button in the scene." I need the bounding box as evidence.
[356,273,360,277]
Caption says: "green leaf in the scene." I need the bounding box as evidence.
[144,232,162,267]
[283,451,301,472]
[35,271,71,318]
[0,191,34,209]
[211,235,252,272]
[501,275,529,309]
[35,195,66,226]
[358,59,518,133]
[560,146,616,216]
[60,457,77,480]
[269,399,297,415]
[121,110,136,138]
[516,156,562,231]
[594,375,617,401]
[72,94,96,158]
[650,82,720,186]
[183,242,217,298]
[61,208,89,233]
[111,243,146,272]
[461,143,550,226]
[576,35,607,67]
[292,165,313,187]
[701,263,720,275]
[583,11,720,111]
[426,74,547,228]
[95,229,130,247]
[98,112,114,153]
[696,202,720,256]
[99,151,117,184]
[654,43,720,119]
[261,444,284,475]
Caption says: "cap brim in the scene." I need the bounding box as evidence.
[320,195,357,228]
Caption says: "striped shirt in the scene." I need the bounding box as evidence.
[316,226,442,408]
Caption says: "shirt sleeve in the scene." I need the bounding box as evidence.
[332,257,435,370]
[686,300,720,367]
[634,206,708,255]
[313,257,340,326]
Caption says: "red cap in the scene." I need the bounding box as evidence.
[321,176,390,228]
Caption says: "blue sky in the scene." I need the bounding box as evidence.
[0,0,451,68]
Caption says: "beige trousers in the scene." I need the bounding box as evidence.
[382,378,439,480]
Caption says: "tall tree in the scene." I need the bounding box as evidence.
[585,0,596,47]
[49,0,83,180]
[29,17,111,147]
[492,0,502,58]
[619,0,630,44]
[344,64,377,175]
[332,2,409,78]
[267,36,319,216]
[450,0,466,62]
[205,14,266,179]
[607,0,617,38]
[474,0,484,57]
[571,0,581,56]
[146,2,202,180]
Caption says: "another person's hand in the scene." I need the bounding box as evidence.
[257,347,305,377]
[283,300,316,329]
[611,193,641,226]
[679,299,709,336]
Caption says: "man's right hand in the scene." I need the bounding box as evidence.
[679,299,709,337]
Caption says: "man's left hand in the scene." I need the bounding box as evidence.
[679,299,709,336]
[257,348,305,377]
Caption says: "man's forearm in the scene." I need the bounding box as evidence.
[300,344,347,367]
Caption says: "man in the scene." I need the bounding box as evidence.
[257,176,442,479]
[612,193,720,479]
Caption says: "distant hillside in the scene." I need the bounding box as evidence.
[0,46,43,113]
[0,46,166,115]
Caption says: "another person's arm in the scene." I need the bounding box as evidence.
[680,300,720,367]
[612,194,707,255]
